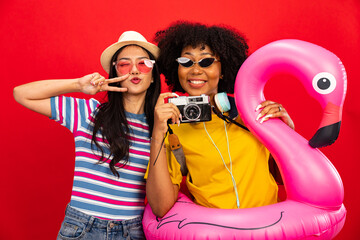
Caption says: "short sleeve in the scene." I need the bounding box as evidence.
[50,96,99,133]
[166,144,183,187]
[144,140,183,188]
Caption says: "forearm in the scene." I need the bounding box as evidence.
[13,78,81,117]
[14,78,80,102]
[146,130,179,218]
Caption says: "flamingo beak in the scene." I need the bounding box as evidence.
[309,122,341,148]
[309,102,342,148]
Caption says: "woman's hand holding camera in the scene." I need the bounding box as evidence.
[153,93,181,136]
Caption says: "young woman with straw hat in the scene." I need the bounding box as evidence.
[14,30,160,239]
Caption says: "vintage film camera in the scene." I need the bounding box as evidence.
[168,94,212,123]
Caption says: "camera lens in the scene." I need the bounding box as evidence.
[184,104,201,120]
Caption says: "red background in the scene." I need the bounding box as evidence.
[1,0,359,239]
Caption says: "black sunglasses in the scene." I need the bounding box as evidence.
[176,57,219,68]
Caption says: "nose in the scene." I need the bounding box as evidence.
[191,63,203,74]
[130,63,140,75]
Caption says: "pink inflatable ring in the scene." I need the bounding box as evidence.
[143,39,347,239]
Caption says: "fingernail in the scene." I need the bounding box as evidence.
[179,114,182,121]
[255,104,262,111]
[260,114,272,123]
[256,113,262,121]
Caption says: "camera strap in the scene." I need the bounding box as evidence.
[168,127,188,176]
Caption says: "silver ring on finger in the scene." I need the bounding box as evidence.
[278,106,282,112]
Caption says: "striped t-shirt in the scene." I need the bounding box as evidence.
[50,96,150,220]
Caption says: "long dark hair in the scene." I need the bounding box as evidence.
[92,45,160,177]
[155,21,249,93]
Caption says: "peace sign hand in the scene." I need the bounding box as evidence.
[78,72,129,95]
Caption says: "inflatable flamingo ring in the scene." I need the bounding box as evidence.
[143,39,347,239]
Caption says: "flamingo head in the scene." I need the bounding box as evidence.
[263,40,347,148]
[235,40,347,148]
[298,45,347,148]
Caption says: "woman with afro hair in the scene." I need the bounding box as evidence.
[145,21,295,217]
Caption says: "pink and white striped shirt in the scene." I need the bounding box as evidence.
[51,96,150,220]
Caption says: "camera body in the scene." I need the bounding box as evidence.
[168,94,212,123]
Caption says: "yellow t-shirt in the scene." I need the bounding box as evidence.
[148,113,278,209]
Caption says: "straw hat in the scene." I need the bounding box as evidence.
[100,31,159,73]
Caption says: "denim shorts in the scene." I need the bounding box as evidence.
[57,204,145,240]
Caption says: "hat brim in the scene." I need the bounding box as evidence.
[100,41,159,74]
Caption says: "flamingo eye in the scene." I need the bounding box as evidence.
[312,72,336,94]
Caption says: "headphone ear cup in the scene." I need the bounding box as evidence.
[214,92,231,113]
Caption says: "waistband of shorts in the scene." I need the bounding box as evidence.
[65,204,143,229]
